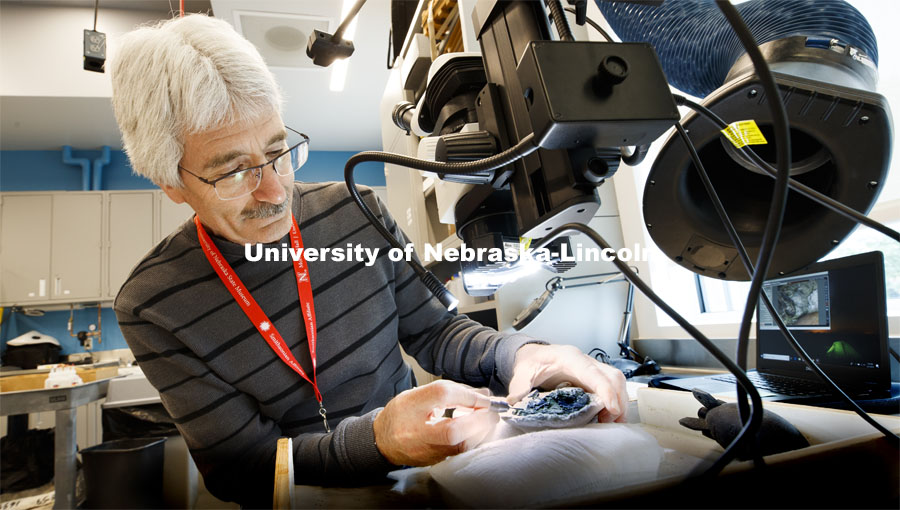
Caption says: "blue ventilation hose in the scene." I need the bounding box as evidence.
[595,0,878,97]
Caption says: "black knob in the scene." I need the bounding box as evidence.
[594,55,629,96]
[434,131,499,185]
[582,157,610,183]
[435,130,497,162]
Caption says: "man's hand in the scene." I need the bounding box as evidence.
[507,344,628,423]
[373,380,499,466]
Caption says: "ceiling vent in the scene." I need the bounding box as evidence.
[233,10,331,69]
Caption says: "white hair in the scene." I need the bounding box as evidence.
[109,14,283,188]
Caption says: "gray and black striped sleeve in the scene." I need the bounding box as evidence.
[114,308,393,507]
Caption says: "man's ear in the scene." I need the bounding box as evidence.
[161,184,187,204]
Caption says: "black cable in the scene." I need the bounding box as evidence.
[529,222,765,476]
[563,6,613,42]
[546,0,575,41]
[673,94,900,243]
[344,134,539,310]
[333,0,367,42]
[93,0,99,31]
[386,27,394,70]
[343,134,769,474]
[890,346,900,364]
[715,0,793,470]
[676,123,900,447]
[589,348,610,364]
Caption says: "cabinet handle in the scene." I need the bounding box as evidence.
[39,279,46,297]
[55,277,61,295]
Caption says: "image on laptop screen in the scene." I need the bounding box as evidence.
[759,271,830,331]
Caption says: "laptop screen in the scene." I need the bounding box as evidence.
[756,251,890,391]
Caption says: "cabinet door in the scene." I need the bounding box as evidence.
[157,192,194,243]
[107,192,155,298]
[51,194,102,300]
[0,194,52,304]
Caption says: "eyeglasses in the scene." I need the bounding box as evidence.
[179,127,309,200]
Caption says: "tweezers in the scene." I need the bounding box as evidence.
[441,399,512,418]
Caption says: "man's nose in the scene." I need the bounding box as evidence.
[252,163,287,203]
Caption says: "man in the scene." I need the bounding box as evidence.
[110,14,626,507]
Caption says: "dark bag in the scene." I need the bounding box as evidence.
[0,428,55,493]
[2,343,61,369]
[102,404,178,442]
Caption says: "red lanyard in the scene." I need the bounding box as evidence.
[194,215,330,433]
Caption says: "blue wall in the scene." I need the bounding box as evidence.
[0,148,385,357]
[1,307,129,356]
[0,148,386,191]
[0,150,154,191]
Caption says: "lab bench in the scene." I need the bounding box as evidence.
[0,378,112,509]
[271,386,899,509]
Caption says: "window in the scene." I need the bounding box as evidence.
[821,206,900,318]
[696,274,750,314]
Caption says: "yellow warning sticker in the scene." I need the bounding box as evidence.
[720,120,768,148]
[519,237,532,251]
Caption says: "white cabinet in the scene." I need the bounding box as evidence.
[1,193,102,304]
[0,194,52,303]
[51,193,103,300]
[106,192,155,299]
[106,191,193,299]
[156,191,194,242]
[0,190,196,306]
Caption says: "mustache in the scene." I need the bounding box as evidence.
[241,197,290,220]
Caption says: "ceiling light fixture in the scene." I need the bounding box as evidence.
[329,0,359,91]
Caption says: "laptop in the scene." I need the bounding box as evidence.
[657,251,895,407]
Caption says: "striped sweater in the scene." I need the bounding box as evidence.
[114,182,536,507]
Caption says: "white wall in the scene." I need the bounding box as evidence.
[0,3,168,98]
[495,181,630,358]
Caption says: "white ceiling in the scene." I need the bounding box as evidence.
[210,0,393,151]
[0,0,393,151]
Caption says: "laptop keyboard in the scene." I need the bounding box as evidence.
[710,372,829,398]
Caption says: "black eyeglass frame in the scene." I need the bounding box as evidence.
[178,126,309,200]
